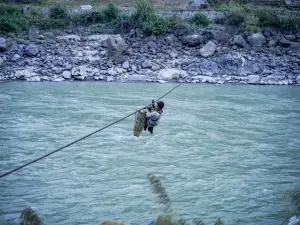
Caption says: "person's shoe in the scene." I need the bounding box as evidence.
[148,127,153,134]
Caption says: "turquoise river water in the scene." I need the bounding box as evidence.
[0,82,300,225]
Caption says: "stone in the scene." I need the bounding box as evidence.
[248,75,260,84]
[278,38,291,47]
[290,43,300,54]
[182,34,204,47]
[284,34,296,42]
[151,64,161,71]
[71,65,87,80]
[53,77,65,82]
[128,75,148,81]
[122,61,130,69]
[233,35,247,48]
[56,35,81,41]
[26,76,40,82]
[142,61,152,69]
[24,43,39,56]
[62,71,71,79]
[87,34,119,41]
[267,39,277,47]
[28,25,39,39]
[217,53,246,75]
[187,0,207,10]
[170,52,179,58]
[247,33,266,47]
[165,34,178,45]
[158,68,187,80]
[107,76,114,82]
[0,37,7,52]
[199,41,217,57]
[107,35,127,64]
[296,75,300,84]
[14,67,36,79]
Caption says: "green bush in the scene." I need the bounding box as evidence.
[0,3,27,34]
[73,11,104,25]
[190,13,209,27]
[49,5,70,20]
[223,4,300,31]
[103,2,119,22]
[132,0,173,35]
[225,7,245,26]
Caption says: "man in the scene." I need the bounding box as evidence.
[144,100,165,134]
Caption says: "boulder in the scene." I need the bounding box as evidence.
[158,68,187,80]
[248,75,260,84]
[71,65,87,80]
[182,34,205,47]
[278,38,291,48]
[24,43,39,56]
[62,71,72,79]
[296,75,300,84]
[246,32,266,47]
[0,37,7,52]
[14,67,36,79]
[122,61,130,69]
[233,35,247,48]
[290,43,300,54]
[107,35,127,64]
[199,41,217,57]
[142,61,152,69]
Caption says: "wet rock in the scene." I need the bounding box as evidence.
[247,32,266,47]
[199,41,217,57]
[24,43,39,56]
[234,35,247,48]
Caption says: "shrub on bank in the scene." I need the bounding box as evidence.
[189,13,210,27]
[224,3,300,31]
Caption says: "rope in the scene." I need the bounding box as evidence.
[0,83,181,179]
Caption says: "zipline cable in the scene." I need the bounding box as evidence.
[0,83,182,179]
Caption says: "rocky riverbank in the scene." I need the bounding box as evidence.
[0,24,299,85]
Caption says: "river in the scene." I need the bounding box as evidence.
[0,82,299,225]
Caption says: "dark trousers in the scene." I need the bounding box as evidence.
[144,123,154,134]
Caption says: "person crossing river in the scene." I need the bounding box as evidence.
[144,100,165,134]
